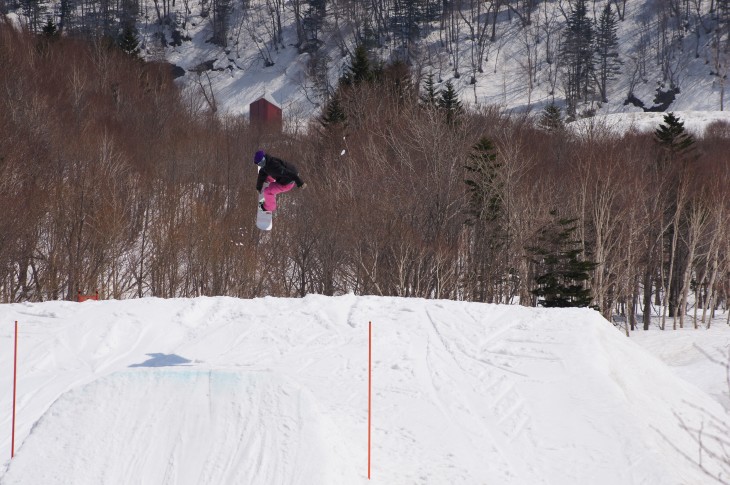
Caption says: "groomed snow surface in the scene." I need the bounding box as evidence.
[0,295,727,484]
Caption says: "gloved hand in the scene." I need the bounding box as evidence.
[299,182,307,189]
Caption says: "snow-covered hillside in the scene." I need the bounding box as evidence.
[0,296,727,484]
[133,0,730,125]
[6,0,730,131]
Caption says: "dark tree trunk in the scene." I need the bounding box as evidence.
[643,269,652,330]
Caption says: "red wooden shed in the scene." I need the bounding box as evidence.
[249,93,282,131]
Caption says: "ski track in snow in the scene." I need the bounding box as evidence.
[0,296,727,484]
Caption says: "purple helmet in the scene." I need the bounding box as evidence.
[254,150,266,164]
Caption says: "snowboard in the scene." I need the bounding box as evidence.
[256,179,272,231]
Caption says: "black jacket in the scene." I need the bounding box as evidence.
[256,155,304,191]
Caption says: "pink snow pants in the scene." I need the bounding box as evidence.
[262,176,295,212]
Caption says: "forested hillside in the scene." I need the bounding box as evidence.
[1,23,729,331]
[4,0,730,117]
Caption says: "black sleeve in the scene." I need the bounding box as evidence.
[256,169,268,192]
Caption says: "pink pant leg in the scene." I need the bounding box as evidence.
[262,176,295,212]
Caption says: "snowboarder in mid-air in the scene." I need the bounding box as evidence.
[254,150,306,213]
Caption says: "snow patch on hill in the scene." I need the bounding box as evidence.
[570,110,730,136]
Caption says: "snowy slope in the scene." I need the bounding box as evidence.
[633,323,730,411]
[6,0,729,127]
[570,110,730,136]
[150,0,729,122]
[0,296,727,484]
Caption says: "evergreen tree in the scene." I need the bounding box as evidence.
[654,112,695,157]
[118,24,140,57]
[560,0,595,116]
[529,211,597,308]
[340,45,373,86]
[538,103,565,132]
[438,80,462,125]
[594,3,621,103]
[42,18,58,37]
[320,94,347,128]
[464,137,507,302]
[464,137,502,224]
[653,113,696,320]
[420,73,439,107]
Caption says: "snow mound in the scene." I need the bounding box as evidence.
[3,369,338,484]
[0,296,726,484]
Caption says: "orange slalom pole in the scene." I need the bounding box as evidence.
[11,321,18,459]
[368,321,372,479]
